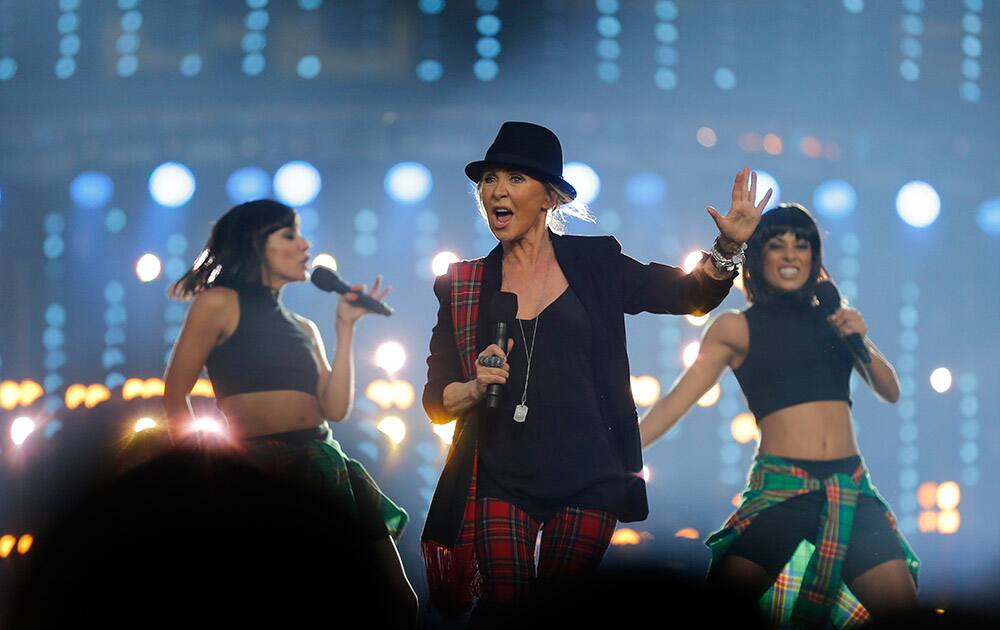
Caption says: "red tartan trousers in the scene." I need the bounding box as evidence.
[474,497,617,605]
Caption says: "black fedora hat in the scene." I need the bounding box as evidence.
[465,121,577,200]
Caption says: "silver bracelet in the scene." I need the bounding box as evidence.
[709,239,746,275]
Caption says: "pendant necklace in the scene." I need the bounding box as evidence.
[511,250,550,423]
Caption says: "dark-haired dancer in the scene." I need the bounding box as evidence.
[162,199,416,624]
[420,121,771,623]
[640,204,918,626]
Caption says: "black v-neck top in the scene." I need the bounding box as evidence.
[477,286,626,520]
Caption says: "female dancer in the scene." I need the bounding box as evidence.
[162,199,416,624]
[639,203,918,626]
[421,121,769,622]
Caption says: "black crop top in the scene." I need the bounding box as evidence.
[732,296,854,422]
[205,284,319,399]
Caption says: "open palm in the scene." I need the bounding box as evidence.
[707,167,774,245]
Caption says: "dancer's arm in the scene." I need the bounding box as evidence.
[639,312,744,448]
[827,306,900,403]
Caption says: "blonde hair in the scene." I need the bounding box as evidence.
[473,179,594,235]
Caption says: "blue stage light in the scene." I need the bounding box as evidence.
[754,170,781,210]
[563,162,601,204]
[896,180,940,228]
[418,0,444,14]
[416,59,443,82]
[180,53,202,76]
[476,14,500,36]
[714,67,736,90]
[149,162,196,207]
[813,180,857,219]
[976,197,1000,236]
[625,172,667,207]
[273,161,321,206]
[385,162,433,204]
[0,57,16,81]
[297,55,321,79]
[105,208,126,233]
[226,166,270,203]
[654,68,677,90]
[70,171,114,209]
[474,59,498,81]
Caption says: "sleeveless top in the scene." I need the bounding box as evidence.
[733,296,853,422]
[205,284,319,399]
[477,286,626,521]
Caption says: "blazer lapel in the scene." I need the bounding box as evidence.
[476,242,503,353]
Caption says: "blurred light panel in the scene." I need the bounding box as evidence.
[70,171,114,209]
[10,416,35,446]
[384,162,433,204]
[976,197,1000,236]
[625,172,666,207]
[896,181,940,228]
[375,341,406,374]
[377,415,407,445]
[310,253,337,271]
[563,162,600,204]
[754,170,780,209]
[273,161,322,207]
[135,253,162,282]
[149,162,196,207]
[226,167,270,204]
[813,180,857,219]
[929,367,952,393]
[432,251,459,277]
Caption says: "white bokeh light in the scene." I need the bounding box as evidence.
[273,161,322,207]
[754,170,780,210]
[377,415,407,445]
[384,161,433,204]
[930,367,952,393]
[682,341,700,368]
[432,251,459,276]
[135,253,162,282]
[375,341,406,374]
[149,162,196,207]
[133,417,158,433]
[191,417,223,434]
[683,250,703,273]
[562,162,601,204]
[10,416,35,446]
[310,253,338,271]
[896,181,940,228]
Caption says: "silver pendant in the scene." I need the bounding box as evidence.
[513,404,528,423]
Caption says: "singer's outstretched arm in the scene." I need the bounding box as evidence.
[826,306,900,403]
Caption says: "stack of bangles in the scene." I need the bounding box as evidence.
[477,355,505,368]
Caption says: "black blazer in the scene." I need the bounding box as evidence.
[422,231,732,545]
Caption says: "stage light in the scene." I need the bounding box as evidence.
[641,465,651,482]
[16,380,43,407]
[896,181,940,228]
[674,528,699,540]
[630,375,661,408]
[134,417,158,433]
[17,534,32,555]
[976,197,1000,236]
[800,136,823,158]
[918,510,937,533]
[714,67,736,90]
[384,161,433,204]
[416,59,443,82]
[191,417,223,434]
[917,481,938,509]
[64,383,88,409]
[149,162,196,208]
[190,379,214,397]
[135,253,162,282]
[730,412,758,444]
[762,134,783,155]
[814,180,857,219]
[563,162,601,204]
[610,528,642,546]
[179,53,202,77]
[391,380,416,410]
[473,59,498,81]
[754,170,780,209]
[697,383,721,408]
[625,172,666,207]
[308,254,337,273]
[296,55,321,79]
[682,341,700,368]
[937,509,960,534]
[936,481,961,511]
[432,251,459,277]
[11,416,35,446]
[273,161,321,207]
[0,381,20,410]
[0,535,14,558]
[683,250,702,273]
[930,367,952,393]
[84,384,111,408]
[432,421,456,445]
[366,379,394,409]
[226,166,270,204]
[375,341,406,375]
[696,126,717,148]
[377,415,407,445]
[686,313,709,326]
[70,171,114,209]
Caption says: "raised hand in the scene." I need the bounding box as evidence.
[337,275,391,325]
[707,167,774,247]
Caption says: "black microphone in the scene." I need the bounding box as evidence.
[309,266,393,317]
[815,281,871,365]
[486,292,518,409]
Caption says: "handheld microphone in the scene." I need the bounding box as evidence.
[815,281,871,365]
[309,266,394,317]
[486,292,519,409]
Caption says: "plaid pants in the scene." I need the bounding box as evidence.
[474,497,617,605]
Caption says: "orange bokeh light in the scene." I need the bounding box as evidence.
[917,510,938,533]
[917,481,938,510]
[763,133,783,155]
[937,510,960,535]
[674,528,700,540]
[17,534,33,555]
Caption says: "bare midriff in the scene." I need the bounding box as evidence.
[217,390,325,439]
[757,400,860,461]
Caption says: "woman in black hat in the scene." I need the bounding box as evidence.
[420,121,772,621]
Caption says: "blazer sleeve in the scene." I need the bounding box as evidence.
[616,238,733,316]
[422,272,466,424]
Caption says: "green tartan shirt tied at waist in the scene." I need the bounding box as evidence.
[705,453,920,628]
